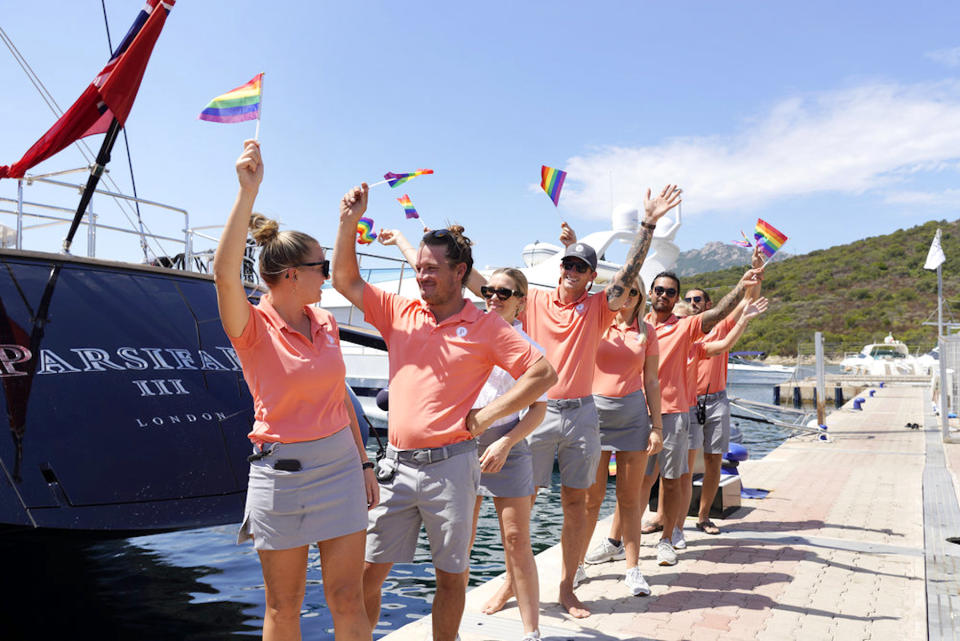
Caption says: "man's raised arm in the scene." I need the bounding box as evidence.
[332,184,370,311]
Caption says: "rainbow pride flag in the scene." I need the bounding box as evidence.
[199,73,262,123]
[754,219,787,258]
[357,217,377,244]
[541,165,566,207]
[384,169,433,188]
[397,194,419,219]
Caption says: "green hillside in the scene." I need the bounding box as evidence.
[683,219,959,357]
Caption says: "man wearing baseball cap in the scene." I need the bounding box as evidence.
[471,185,682,618]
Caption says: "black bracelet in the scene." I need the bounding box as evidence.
[361,461,375,470]
[640,221,656,230]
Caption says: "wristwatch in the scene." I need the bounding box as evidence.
[361,461,375,470]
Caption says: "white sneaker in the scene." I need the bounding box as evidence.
[585,538,625,564]
[672,527,686,550]
[573,563,587,588]
[656,539,677,566]
[624,567,651,596]
[520,631,541,641]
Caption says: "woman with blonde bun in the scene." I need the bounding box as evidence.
[213,139,377,641]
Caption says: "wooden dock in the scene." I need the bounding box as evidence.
[377,385,960,641]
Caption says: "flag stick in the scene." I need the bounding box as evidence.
[367,178,391,188]
[254,72,264,141]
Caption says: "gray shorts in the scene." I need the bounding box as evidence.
[688,405,704,451]
[366,441,480,573]
[645,412,690,480]
[699,390,731,455]
[527,396,600,490]
[238,426,367,551]
[595,388,652,452]
[477,419,535,498]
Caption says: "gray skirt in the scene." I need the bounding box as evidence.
[238,426,367,551]
[594,388,652,452]
[477,418,535,498]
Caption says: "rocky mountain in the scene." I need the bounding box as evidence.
[674,241,791,277]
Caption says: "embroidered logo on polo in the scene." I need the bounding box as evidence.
[576,244,584,252]
[575,303,585,313]
[456,327,468,337]
[326,334,335,345]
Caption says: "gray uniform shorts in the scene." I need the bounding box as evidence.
[688,405,704,451]
[366,440,480,574]
[477,418,535,498]
[698,390,731,455]
[238,426,367,551]
[527,396,600,490]
[645,412,690,480]
[595,388,652,452]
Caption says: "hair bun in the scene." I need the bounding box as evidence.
[249,213,280,246]
[447,224,473,246]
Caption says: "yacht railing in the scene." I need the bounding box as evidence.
[322,247,411,326]
[0,171,231,276]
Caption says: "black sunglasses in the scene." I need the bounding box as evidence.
[297,260,330,278]
[561,259,590,274]
[481,286,523,301]
[653,286,677,298]
[684,295,703,303]
[627,288,640,297]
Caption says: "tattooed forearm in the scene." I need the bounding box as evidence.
[606,225,654,306]
[701,283,745,333]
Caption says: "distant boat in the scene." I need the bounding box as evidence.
[839,333,933,376]
[727,351,796,384]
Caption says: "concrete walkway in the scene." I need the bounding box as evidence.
[379,386,958,640]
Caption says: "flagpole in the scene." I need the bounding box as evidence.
[938,262,944,339]
[254,72,263,141]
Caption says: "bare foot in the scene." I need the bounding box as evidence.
[559,588,591,619]
[482,579,515,614]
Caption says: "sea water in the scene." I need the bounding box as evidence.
[5,378,805,640]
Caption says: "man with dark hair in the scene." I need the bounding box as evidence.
[333,184,557,641]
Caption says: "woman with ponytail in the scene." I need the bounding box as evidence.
[213,140,376,641]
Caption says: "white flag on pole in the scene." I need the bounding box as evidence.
[924,228,946,271]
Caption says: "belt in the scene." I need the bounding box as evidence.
[386,439,477,466]
[697,390,727,401]
[547,396,590,410]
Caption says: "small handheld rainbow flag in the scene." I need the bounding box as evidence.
[397,194,419,219]
[199,73,263,124]
[753,219,787,259]
[541,165,567,207]
[357,217,377,244]
[383,169,433,188]
[732,230,753,248]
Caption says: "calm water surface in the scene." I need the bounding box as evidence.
[5,375,808,640]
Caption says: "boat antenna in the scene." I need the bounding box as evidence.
[101,0,149,263]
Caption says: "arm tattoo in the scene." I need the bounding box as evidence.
[701,284,744,333]
[606,225,653,306]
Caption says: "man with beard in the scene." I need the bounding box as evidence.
[333,184,557,641]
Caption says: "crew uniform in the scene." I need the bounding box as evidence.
[593,318,659,452]
[232,295,367,551]
[690,314,738,454]
[362,284,542,573]
[643,312,705,479]
[523,244,616,490]
[471,322,546,498]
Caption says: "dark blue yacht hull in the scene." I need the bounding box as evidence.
[0,249,371,536]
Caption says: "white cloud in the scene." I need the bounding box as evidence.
[559,81,960,220]
[926,47,960,67]
[883,189,960,208]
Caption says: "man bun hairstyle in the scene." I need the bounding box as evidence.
[248,213,319,286]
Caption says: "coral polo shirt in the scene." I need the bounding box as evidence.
[644,312,704,414]
[696,314,739,395]
[230,295,350,445]
[363,284,542,450]
[593,320,659,398]
[522,287,616,399]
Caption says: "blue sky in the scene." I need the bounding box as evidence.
[2,1,959,269]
